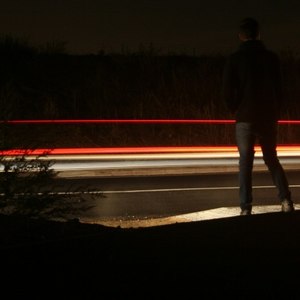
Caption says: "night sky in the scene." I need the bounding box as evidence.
[1,0,300,55]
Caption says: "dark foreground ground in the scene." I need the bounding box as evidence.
[1,211,300,299]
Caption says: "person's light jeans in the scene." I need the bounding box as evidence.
[235,122,291,211]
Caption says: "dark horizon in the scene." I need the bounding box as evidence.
[1,0,300,56]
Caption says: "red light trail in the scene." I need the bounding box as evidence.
[1,146,300,157]
[2,119,300,124]
[1,119,300,156]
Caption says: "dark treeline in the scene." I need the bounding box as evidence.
[0,36,228,120]
[1,36,300,147]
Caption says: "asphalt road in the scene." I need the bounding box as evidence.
[4,152,299,223]
[51,169,300,222]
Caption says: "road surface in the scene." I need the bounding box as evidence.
[52,167,300,227]
[3,150,300,226]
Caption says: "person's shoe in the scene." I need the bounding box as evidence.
[281,199,295,213]
[240,209,251,216]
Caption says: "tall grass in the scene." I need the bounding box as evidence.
[1,36,300,147]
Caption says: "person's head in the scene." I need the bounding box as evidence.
[238,17,260,41]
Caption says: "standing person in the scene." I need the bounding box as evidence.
[221,17,294,215]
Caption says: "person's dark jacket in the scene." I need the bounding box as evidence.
[221,40,283,123]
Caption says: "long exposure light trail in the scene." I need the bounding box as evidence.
[2,146,300,159]
[1,119,300,157]
[2,119,300,124]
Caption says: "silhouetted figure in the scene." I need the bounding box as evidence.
[221,17,294,215]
